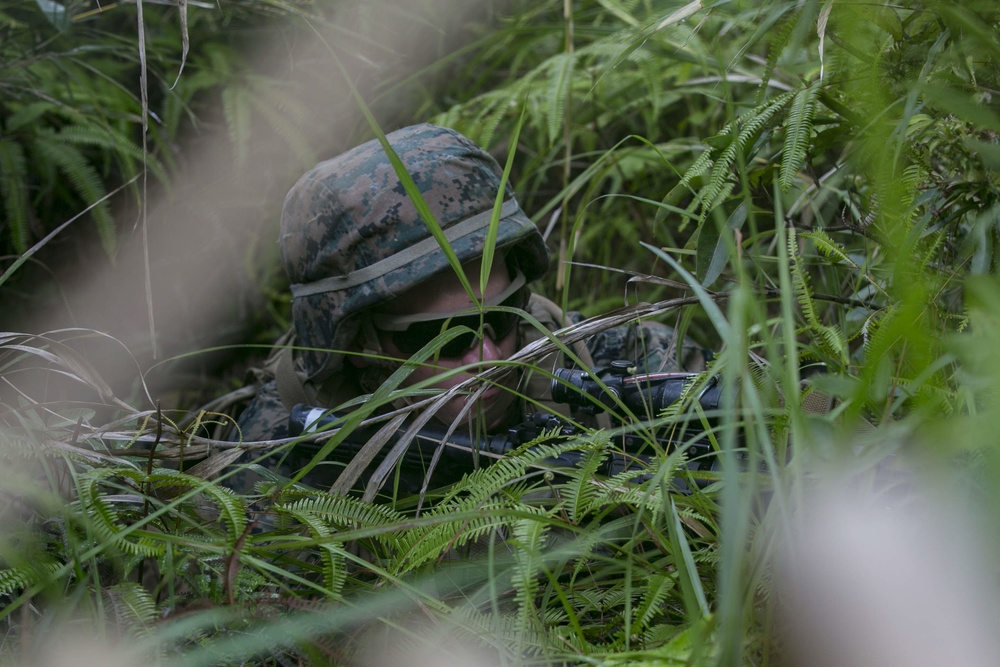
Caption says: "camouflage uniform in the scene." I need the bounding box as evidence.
[231,124,703,490]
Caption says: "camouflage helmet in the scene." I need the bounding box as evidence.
[280,123,550,382]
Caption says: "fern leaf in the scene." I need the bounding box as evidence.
[58,125,167,183]
[105,582,159,634]
[559,447,608,524]
[0,566,40,597]
[146,470,248,540]
[632,573,676,634]
[916,230,945,275]
[76,472,165,559]
[788,227,820,329]
[510,510,550,636]
[862,306,897,363]
[779,82,819,192]
[396,498,514,571]
[695,91,797,220]
[757,13,800,105]
[7,101,62,132]
[788,228,848,362]
[899,162,925,211]
[247,78,316,167]
[802,229,857,268]
[278,507,347,598]
[471,91,513,149]
[33,129,116,255]
[678,131,728,190]
[818,324,848,362]
[280,492,404,549]
[593,473,666,518]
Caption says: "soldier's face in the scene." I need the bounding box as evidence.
[374,258,521,430]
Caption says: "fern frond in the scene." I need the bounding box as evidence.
[145,470,248,541]
[277,507,347,598]
[279,493,404,551]
[757,12,800,105]
[631,573,676,635]
[916,230,945,275]
[33,129,116,255]
[5,101,59,132]
[899,162,925,211]
[396,498,516,572]
[862,306,898,364]
[779,82,819,192]
[76,471,165,559]
[678,129,730,191]
[788,227,820,329]
[699,91,797,218]
[441,457,532,505]
[592,474,666,517]
[247,78,316,167]
[817,324,848,362]
[567,520,617,579]
[450,605,549,654]
[437,438,590,506]
[105,582,159,635]
[558,447,609,524]
[58,125,167,183]
[0,563,61,597]
[510,508,551,638]
[601,585,633,611]
[788,227,850,362]
[802,229,858,268]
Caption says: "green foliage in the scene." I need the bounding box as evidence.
[0,333,729,662]
[0,0,313,259]
[1,1,159,256]
[780,82,819,192]
[3,0,1000,664]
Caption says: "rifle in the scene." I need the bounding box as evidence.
[286,361,729,487]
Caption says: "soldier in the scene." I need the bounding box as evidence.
[233,124,703,491]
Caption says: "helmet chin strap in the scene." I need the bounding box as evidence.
[356,317,397,365]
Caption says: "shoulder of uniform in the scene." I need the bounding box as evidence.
[526,292,567,328]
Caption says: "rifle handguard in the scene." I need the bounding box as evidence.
[286,361,730,489]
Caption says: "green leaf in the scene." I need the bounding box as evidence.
[696,202,746,288]
[33,129,117,255]
[546,52,574,146]
[667,498,709,620]
[779,82,819,192]
[801,229,858,268]
[0,139,30,252]
[6,102,58,133]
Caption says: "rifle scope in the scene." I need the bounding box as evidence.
[551,360,723,418]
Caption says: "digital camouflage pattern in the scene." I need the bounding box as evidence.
[229,123,707,493]
[234,297,707,444]
[233,295,705,495]
[281,123,548,383]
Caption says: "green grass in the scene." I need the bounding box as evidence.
[2,0,1000,664]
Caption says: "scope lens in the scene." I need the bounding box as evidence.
[551,368,589,405]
